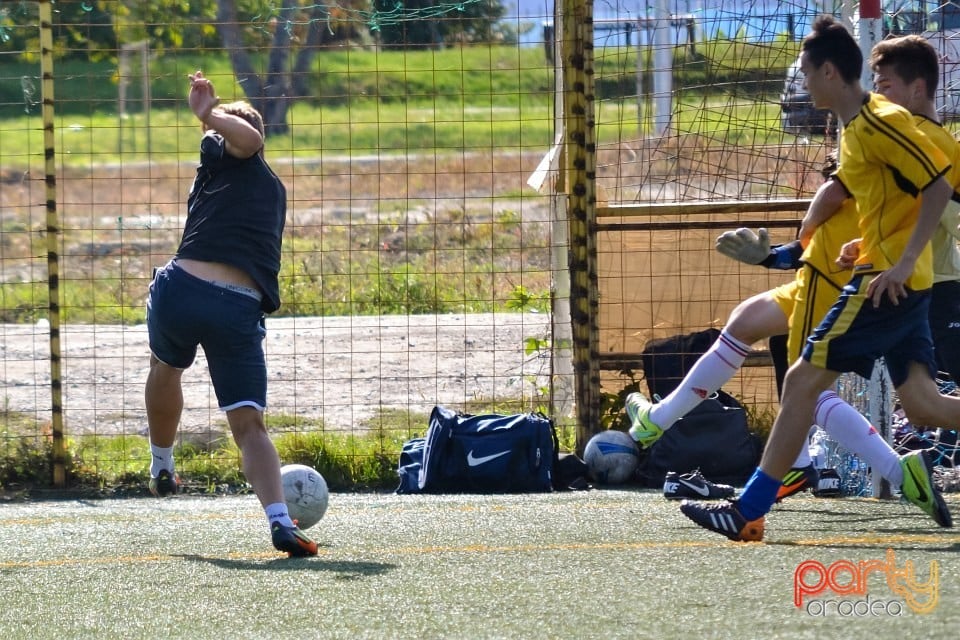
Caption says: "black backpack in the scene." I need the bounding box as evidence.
[637,397,761,487]
[640,328,738,407]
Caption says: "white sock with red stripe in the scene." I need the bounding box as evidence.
[814,390,903,486]
[649,329,752,429]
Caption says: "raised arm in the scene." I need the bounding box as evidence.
[188,71,263,159]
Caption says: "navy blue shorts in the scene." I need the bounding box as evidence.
[930,279,960,382]
[146,261,268,411]
[802,274,937,387]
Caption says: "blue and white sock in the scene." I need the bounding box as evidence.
[265,502,295,529]
[149,444,174,478]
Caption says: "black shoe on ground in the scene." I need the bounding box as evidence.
[148,469,180,497]
[271,522,318,557]
[663,469,735,500]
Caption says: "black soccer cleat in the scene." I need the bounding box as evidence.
[663,469,735,500]
[776,464,819,501]
[271,522,319,557]
[679,499,765,542]
[148,469,180,497]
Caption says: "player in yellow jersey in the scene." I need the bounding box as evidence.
[727,36,960,505]
[843,35,960,386]
[679,17,960,540]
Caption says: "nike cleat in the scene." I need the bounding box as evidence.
[679,499,765,542]
[899,450,953,528]
[776,464,819,502]
[271,522,319,557]
[148,469,180,497]
[625,392,664,449]
[663,469,735,500]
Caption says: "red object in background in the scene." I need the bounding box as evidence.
[860,0,881,19]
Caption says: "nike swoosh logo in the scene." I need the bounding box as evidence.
[679,478,711,496]
[466,449,512,467]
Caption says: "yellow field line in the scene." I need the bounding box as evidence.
[3,534,956,569]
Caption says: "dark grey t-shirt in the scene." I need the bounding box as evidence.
[177,131,286,312]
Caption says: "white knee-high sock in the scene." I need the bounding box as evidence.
[649,329,752,429]
[814,390,903,487]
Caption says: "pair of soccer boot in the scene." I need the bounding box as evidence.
[627,392,953,541]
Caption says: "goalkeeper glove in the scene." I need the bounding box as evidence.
[715,227,770,265]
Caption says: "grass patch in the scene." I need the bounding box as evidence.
[0,205,552,324]
[0,400,583,496]
[1,412,411,497]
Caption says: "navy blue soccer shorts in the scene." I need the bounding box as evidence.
[146,260,268,411]
[802,274,937,388]
[930,279,960,382]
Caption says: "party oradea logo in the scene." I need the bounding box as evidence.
[794,548,938,616]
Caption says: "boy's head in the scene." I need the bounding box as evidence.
[870,35,939,102]
[800,15,863,98]
[206,100,266,139]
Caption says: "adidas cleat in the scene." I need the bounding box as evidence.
[663,469,735,500]
[776,464,818,502]
[625,392,664,449]
[899,450,952,528]
[679,499,764,542]
[271,522,319,557]
[148,469,180,497]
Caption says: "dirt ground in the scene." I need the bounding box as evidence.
[0,312,553,438]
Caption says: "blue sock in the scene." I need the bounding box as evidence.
[736,468,781,520]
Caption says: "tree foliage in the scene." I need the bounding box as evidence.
[371,0,508,49]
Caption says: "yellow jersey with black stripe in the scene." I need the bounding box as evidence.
[798,197,859,290]
[913,116,960,284]
[834,92,950,291]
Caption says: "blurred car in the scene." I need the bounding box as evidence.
[780,58,834,135]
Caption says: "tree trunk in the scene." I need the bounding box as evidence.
[215,0,300,136]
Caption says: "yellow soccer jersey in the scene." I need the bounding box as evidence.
[933,200,960,283]
[914,116,960,285]
[834,93,950,291]
[799,197,859,289]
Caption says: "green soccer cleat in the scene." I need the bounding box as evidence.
[625,392,664,449]
[776,464,819,502]
[899,450,952,528]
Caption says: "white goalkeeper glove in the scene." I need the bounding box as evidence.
[715,227,770,265]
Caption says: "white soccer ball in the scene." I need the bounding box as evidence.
[281,464,329,529]
[583,430,640,485]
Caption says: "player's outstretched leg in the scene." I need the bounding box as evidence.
[899,450,953,528]
[679,499,765,541]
